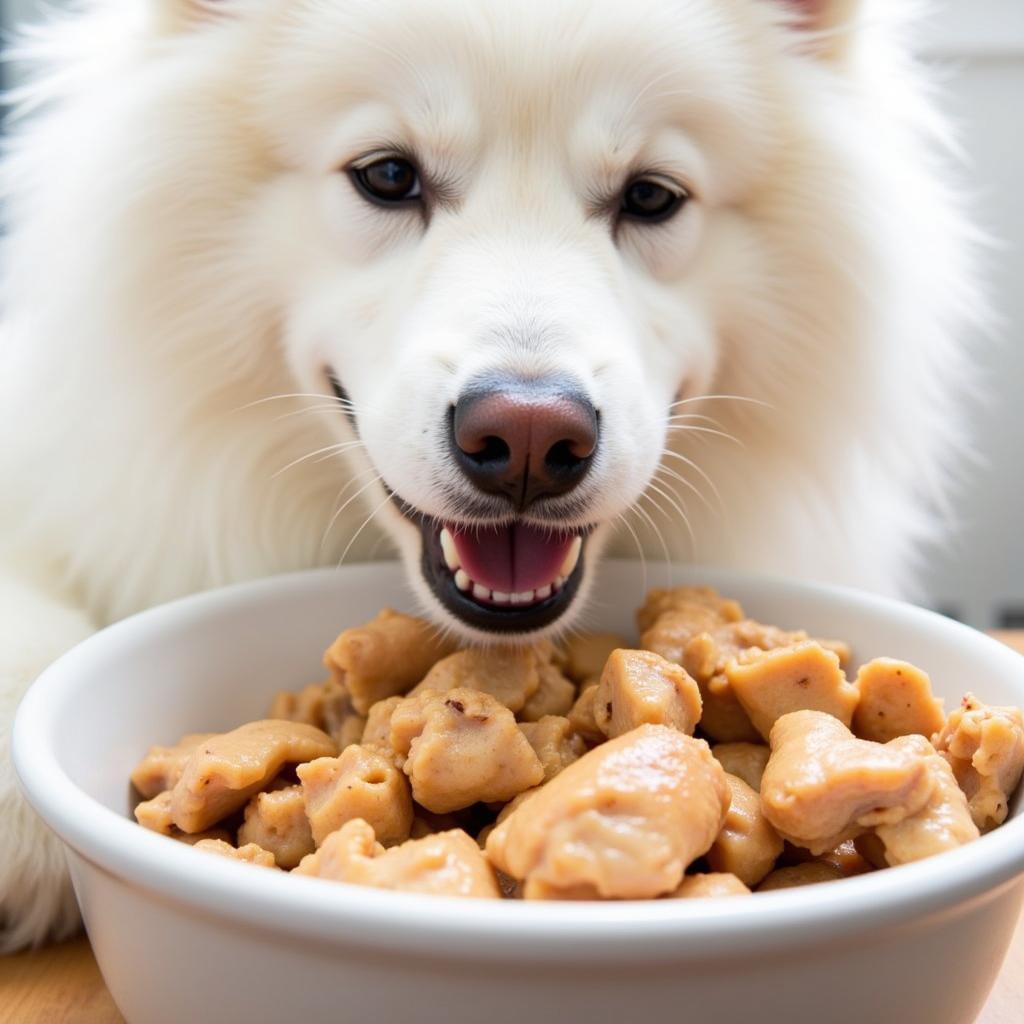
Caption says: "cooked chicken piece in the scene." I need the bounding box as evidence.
[267,681,329,730]
[932,693,1024,831]
[518,717,586,783]
[390,688,544,813]
[792,839,874,878]
[871,734,979,865]
[173,827,233,846]
[486,725,729,900]
[298,744,413,847]
[760,711,933,855]
[668,873,752,898]
[192,838,277,868]
[593,649,702,739]
[757,862,845,891]
[852,659,945,743]
[707,774,784,887]
[531,638,568,670]
[711,742,771,791]
[134,790,174,834]
[561,632,628,684]
[519,662,577,722]
[726,642,859,741]
[324,609,458,715]
[636,586,743,636]
[360,696,405,753]
[237,784,315,869]
[169,720,337,833]
[853,832,888,869]
[296,819,500,898]
[130,733,215,799]
[566,684,604,745]
[410,647,540,714]
[409,810,463,839]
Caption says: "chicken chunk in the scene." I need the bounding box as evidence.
[237,785,315,869]
[519,662,577,722]
[267,681,329,730]
[566,684,604,745]
[711,742,771,791]
[361,696,404,752]
[852,659,945,744]
[757,862,845,891]
[390,689,544,813]
[760,711,933,855]
[130,733,215,799]
[169,720,337,833]
[324,609,458,715]
[410,647,540,714]
[871,734,979,865]
[636,586,743,636]
[296,819,500,898]
[298,744,413,847]
[561,632,628,684]
[192,838,277,868]
[593,649,702,739]
[486,725,730,900]
[518,716,586,783]
[668,873,751,898]
[707,774,783,887]
[134,790,174,834]
[726,642,859,741]
[932,694,1024,831]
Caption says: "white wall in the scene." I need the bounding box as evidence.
[1,0,1021,626]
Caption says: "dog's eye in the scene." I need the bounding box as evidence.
[351,157,422,206]
[620,178,687,223]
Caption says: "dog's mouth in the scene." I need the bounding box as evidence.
[401,505,589,633]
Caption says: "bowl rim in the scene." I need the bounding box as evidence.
[13,561,1024,962]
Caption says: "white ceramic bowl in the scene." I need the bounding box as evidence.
[13,561,1024,1024]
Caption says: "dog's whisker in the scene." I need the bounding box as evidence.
[318,468,384,555]
[667,394,773,411]
[613,511,648,600]
[664,413,727,429]
[645,479,697,557]
[653,463,715,517]
[271,440,366,479]
[338,492,394,569]
[631,494,676,586]
[659,448,724,512]
[664,424,745,448]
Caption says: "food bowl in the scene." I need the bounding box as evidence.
[13,561,1024,1024]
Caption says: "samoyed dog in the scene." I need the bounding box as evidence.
[0,0,980,948]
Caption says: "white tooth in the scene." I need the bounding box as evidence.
[535,584,552,600]
[553,575,566,590]
[455,569,471,591]
[492,591,510,604]
[473,583,491,601]
[440,529,460,571]
[515,590,534,604]
[560,536,582,578]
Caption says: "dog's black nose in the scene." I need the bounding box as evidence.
[450,376,598,509]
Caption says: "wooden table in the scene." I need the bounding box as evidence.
[4,634,1024,1024]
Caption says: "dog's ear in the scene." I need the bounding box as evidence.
[778,0,862,62]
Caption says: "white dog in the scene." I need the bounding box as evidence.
[0,0,981,949]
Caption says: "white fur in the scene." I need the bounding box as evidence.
[0,0,982,948]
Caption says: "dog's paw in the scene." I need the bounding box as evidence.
[0,765,81,952]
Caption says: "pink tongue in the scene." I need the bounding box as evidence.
[449,523,576,594]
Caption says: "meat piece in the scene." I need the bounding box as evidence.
[324,609,458,715]
[519,662,577,722]
[636,586,743,636]
[170,720,337,833]
[707,774,784,887]
[192,838,277,868]
[726,642,859,741]
[409,810,463,839]
[134,790,174,834]
[760,711,933,854]
[518,716,586,782]
[486,725,729,900]
[932,693,1024,831]
[814,839,874,877]
[593,649,702,739]
[361,696,405,753]
[668,873,751,898]
[872,734,979,865]
[130,733,215,799]
[566,684,604,745]
[267,681,329,730]
[296,819,500,898]
[757,862,845,891]
[173,828,233,847]
[298,744,413,847]
[531,638,568,671]
[390,689,544,813]
[410,647,540,714]
[237,784,315,868]
[561,632,628,684]
[711,742,771,791]
[852,659,945,743]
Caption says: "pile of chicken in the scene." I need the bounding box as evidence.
[131,587,1024,900]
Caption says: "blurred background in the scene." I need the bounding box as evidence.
[1,0,1021,628]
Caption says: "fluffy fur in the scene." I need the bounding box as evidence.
[0,0,981,948]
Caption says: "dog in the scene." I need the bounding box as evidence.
[0,0,982,949]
